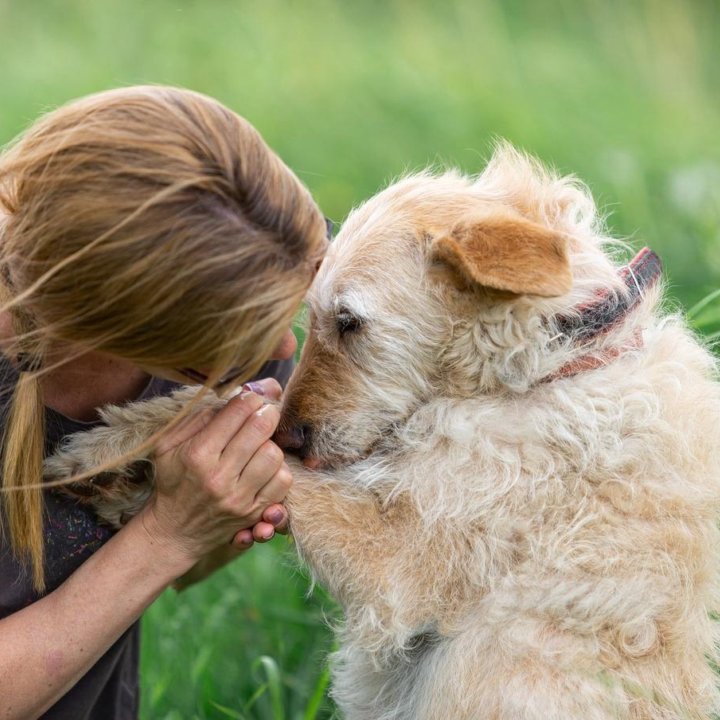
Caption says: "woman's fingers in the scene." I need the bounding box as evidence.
[232,528,255,548]
[252,521,276,542]
[229,440,285,500]
[223,438,285,513]
[149,387,291,564]
[232,511,285,547]
[191,391,265,456]
[243,377,283,401]
[251,462,293,508]
[224,458,292,524]
[262,503,289,534]
[219,404,281,475]
[154,406,215,456]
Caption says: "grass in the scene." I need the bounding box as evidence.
[140,541,339,720]
[0,0,718,717]
[0,0,718,309]
[689,291,720,344]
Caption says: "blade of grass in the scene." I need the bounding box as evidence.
[693,311,720,332]
[303,665,331,720]
[209,701,249,720]
[688,288,720,319]
[190,645,213,685]
[252,656,285,720]
[242,682,269,714]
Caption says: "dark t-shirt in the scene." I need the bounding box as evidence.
[0,357,293,719]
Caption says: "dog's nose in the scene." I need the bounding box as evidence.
[274,423,307,452]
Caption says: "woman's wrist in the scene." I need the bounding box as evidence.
[125,508,199,583]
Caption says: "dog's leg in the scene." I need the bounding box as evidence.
[285,463,467,657]
[44,386,219,526]
[286,463,416,603]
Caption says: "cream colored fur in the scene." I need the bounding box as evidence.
[46,144,720,719]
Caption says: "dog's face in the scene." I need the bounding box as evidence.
[278,146,615,467]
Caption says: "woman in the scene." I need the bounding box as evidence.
[0,85,328,719]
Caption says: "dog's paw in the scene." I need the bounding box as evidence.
[45,424,156,528]
[45,424,139,479]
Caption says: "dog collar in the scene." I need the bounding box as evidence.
[556,247,662,342]
[548,247,662,381]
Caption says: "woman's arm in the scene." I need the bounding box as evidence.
[0,388,291,720]
[0,514,193,720]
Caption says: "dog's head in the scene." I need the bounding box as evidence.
[278,144,625,467]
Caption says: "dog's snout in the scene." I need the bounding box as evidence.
[274,422,310,453]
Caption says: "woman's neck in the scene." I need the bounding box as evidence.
[41,351,151,422]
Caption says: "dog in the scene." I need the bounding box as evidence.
[47,144,720,719]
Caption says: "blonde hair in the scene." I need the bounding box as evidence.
[0,85,327,589]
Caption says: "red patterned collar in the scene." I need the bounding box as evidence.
[547,247,662,381]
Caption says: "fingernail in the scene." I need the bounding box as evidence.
[267,508,284,524]
[242,382,265,396]
[261,529,275,540]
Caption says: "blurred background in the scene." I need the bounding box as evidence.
[1,0,718,717]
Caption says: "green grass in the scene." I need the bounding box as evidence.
[689,291,720,344]
[0,0,718,309]
[141,541,339,720]
[0,0,718,717]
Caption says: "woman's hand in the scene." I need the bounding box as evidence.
[138,382,292,571]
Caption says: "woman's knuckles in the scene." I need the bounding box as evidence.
[259,378,283,400]
[218,498,261,524]
[277,467,293,489]
[249,405,280,437]
[257,440,284,468]
[179,441,212,471]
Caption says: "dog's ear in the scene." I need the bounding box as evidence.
[431,213,572,297]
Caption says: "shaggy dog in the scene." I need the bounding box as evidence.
[47,145,720,719]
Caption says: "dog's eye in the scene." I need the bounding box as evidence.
[336,310,364,336]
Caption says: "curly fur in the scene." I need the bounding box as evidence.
[45,144,720,719]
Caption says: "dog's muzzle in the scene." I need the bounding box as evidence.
[274,421,310,454]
